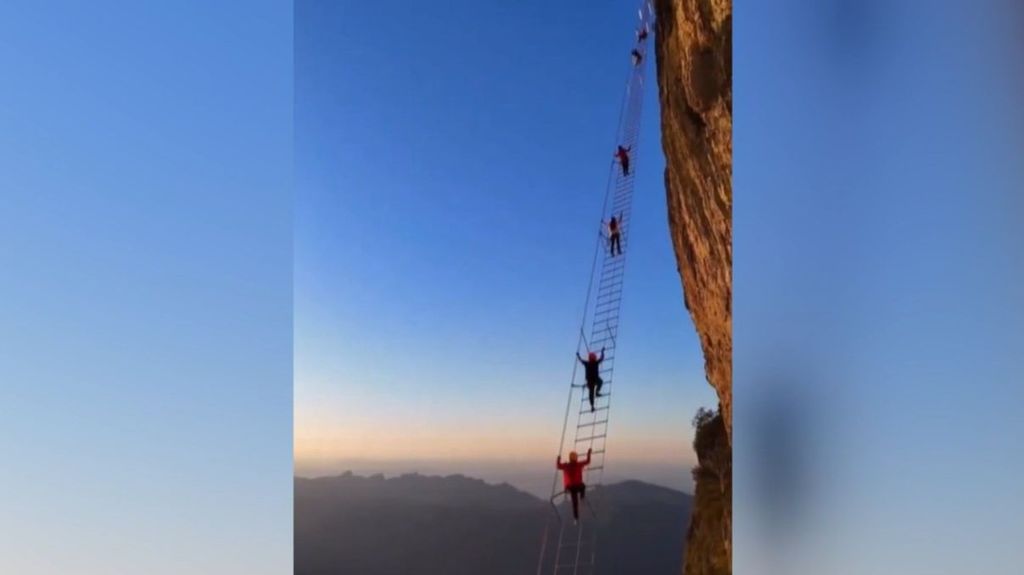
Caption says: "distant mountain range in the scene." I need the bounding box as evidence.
[295,472,692,575]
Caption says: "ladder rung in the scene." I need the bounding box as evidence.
[599,267,624,278]
[595,291,623,302]
[577,419,609,428]
[576,434,607,442]
[603,253,626,264]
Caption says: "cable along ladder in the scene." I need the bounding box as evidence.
[537,2,654,574]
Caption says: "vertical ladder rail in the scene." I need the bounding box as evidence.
[539,2,654,574]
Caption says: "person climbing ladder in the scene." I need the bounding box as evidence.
[615,145,631,176]
[576,348,605,411]
[607,214,622,257]
[539,3,654,571]
[556,448,593,525]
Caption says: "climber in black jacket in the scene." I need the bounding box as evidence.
[576,348,605,412]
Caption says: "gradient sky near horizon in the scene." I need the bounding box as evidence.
[294,0,716,494]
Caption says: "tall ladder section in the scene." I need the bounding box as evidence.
[537,3,654,574]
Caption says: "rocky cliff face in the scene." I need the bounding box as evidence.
[653,0,732,573]
[654,0,732,441]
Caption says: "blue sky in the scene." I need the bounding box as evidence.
[293,0,716,494]
[735,0,1024,573]
[0,1,292,573]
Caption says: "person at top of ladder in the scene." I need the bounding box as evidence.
[637,24,649,43]
[631,48,643,67]
[615,145,632,177]
[607,213,623,257]
[576,348,605,412]
[556,448,592,524]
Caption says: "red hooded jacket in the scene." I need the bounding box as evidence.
[556,451,592,488]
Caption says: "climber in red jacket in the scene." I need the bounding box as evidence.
[556,448,593,523]
[615,145,632,177]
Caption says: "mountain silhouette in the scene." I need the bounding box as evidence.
[295,472,692,575]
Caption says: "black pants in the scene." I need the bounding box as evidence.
[567,484,587,520]
[586,378,603,411]
[620,158,630,176]
[609,232,621,256]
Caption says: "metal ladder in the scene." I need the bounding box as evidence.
[538,2,654,574]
